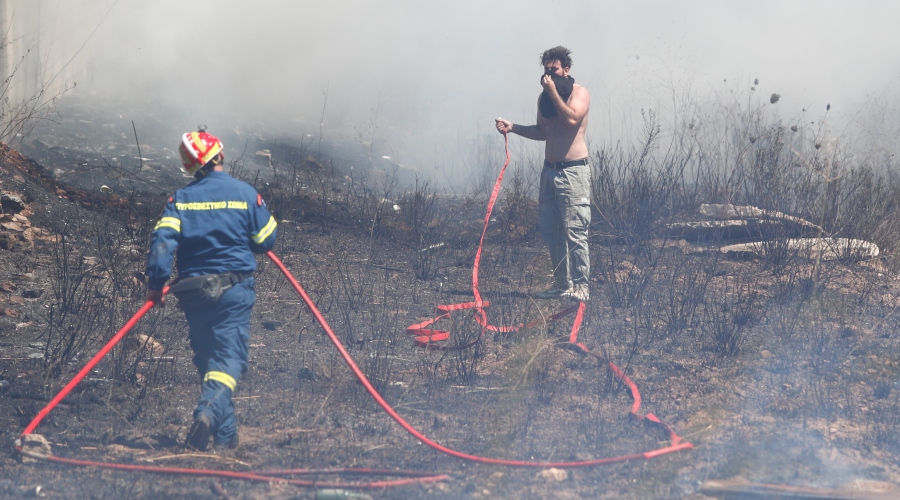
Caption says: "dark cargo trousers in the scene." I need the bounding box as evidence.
[538,163,591,289]
[183,278,255,446]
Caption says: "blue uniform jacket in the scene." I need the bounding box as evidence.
[146,171,277,290]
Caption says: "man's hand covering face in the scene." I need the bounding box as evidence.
[539,73,575,119]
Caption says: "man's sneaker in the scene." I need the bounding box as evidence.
[533,287,567,300]
[561,284,590,302]
[185,414,212,451]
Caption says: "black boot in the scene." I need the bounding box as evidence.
[185,414,212,451]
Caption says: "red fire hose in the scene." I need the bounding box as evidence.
[14,132,690,490]
[13,284,446,489]
[408,133,690,455]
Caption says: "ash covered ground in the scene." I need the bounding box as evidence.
[1,97,900,499]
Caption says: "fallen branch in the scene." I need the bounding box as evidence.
[142,453,251,467]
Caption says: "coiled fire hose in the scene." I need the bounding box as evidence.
[14,132,691,489]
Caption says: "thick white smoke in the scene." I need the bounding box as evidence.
[5,0,900,180]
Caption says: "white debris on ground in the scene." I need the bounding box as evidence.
[699,203,823,233]
[666,203,880,262]
[18,434,51,463]
[720,237,879,261]
[537,468,568,482]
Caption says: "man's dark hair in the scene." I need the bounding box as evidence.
[540,46,573,69]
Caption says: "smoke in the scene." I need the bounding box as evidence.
[11,0,900,180]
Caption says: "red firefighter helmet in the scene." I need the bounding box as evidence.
[179,130,223,175]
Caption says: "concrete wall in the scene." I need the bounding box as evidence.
[0,0,104,106]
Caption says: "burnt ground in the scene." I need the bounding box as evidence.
[2,100,900,498]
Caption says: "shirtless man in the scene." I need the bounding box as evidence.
[495,46,591,301]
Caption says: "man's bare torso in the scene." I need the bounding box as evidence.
[538,83,590,162]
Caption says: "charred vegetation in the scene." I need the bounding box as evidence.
[2,88,900,498]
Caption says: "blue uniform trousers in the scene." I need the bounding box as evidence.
[183,277,255,446]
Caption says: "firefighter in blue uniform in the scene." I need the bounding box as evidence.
[145,129,277,450]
